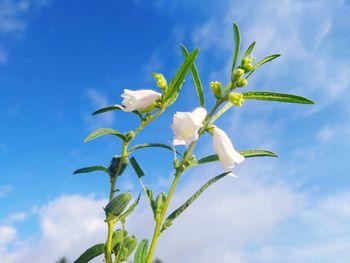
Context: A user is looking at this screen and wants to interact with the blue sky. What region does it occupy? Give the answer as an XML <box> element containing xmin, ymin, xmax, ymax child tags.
<box><xmin>1</xmin><ymin>0</ymin><xmax>350</xmax><ymax>262</ymax></box>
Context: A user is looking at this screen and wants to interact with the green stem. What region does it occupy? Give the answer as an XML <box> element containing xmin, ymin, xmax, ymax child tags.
<box><xmin>146</xmin><ymin>101</ymin><xmax>223</xmax><ymax>263</ymax></box>
<box><xmin>105</xmin><ymin>220</ymin><xmax>114</xmax><ymax>263</ymax></box>
<box><xmin>105</xmin><ymin>109</ymin><xmax>164</xmax><ymax>263</ymax></box>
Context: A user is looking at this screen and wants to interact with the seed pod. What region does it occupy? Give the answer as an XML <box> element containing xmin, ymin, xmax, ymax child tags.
<box><xmin>108</xmin><ymin>156</ymin><xmax>128</xmax><ymax>177</ymax></box>
<box><xmin>120</xmin><ymin>236</ymin><xmax>138</xmax><ymax>261</ymax></box>
<box><xmin>105</xmin><ymin>192</ymin><xmax>131</xmax><ymax>219</ymax></box>
<box><xmin>154</xmin><ymin>192</ymin><xmax>167</xmax><ymax>219</ymax></box>
<box><xmin>112</xmin><ymin>229</ymin><xmax>128</xmax><ymax>249</ymax></box>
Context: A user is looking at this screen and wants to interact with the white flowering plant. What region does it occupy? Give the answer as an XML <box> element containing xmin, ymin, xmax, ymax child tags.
<box><xmin>73</xmin><ymin>23</ymin><xmax>314</xmax><ymax>263</ymax></box>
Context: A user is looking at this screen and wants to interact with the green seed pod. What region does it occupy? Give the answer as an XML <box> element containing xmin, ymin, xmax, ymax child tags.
<box><xmin>108</xmin><ymin>156</ymin><xmax>128</xmax><ymax>177</ymax></box>
<box><xmin>105</xmin><ymin>192</ymin><xmax>131</xmax><ymax>219</ymax></box>
<box><xmin>120</xmin><ymin>236</ymin><xmax>138</xmax><ymax>261</ymax></box>
<box><xmin>112</xmin><ymin>229</ymin><xmax>128</xmax><ymax>249</ymax></box>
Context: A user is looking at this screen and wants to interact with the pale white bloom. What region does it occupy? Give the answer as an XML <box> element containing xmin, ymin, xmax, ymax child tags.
<box><xmin>171</xmin><ymin>107</ymin><xmax>207</xmax><ymax>146</ymax></box>
<box><xmin>121</xmin><ymin>89</ymin><xmax>161</xmax><ymax>112</ymax></box>
<box><xmin>212</xmin><ymin>126</ymin><xmax>244</xmax><ymax>177</ymax></box>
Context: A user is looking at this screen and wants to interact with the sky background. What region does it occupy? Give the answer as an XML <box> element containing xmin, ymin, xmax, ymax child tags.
<box><xmin>1</xmin><ymin>0</ymin><xmax>350</xmax><ymax>262</ymax></box>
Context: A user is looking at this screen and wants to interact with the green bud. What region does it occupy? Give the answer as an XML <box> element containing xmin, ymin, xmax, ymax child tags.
<box><xmin>210</xmin><ymin>81</ymin><xmax>222</xmax><ymax>99</ymax></box>
<box><xmin>236</xmin><ymin>78</ymin><xmax>248</xmax><ymax>87</ymax></box>
<box><xmin>125</xmin><ymin>131</ymin><xmax>135</xmax><ymax>142</ymax></box>
<box><xmin>243</xmin><ymin>62</ymin><xmax>254</xmax><ymax>71</ymax></box>
<box><xmin>228</xmin><ymin>92</ymin><xmax>245</xmax><ymax>106</ymax></box>
<box><xmin>153</xmin><ymin>73</ymin><xmax>167</xmax><ymax>91</ymax></box>
<box><xmin>155</xmin><ymin>192</ymin><xmax>167</xmax><ymax>219</ymax></box>
<box><xmin>234</xmin><ymin>68</ymin><xmax>245</xmax><ymax>80</ymax></box>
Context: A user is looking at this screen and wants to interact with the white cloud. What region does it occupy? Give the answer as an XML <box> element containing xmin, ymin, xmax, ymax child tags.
<box><xmin>0</xmin><ymin>225</ymin><xmax>16</xmax><ymax>250</ymax></box>
<box><xmin>0</xmin><ymin>0</ymin><xmax>49</xmax><ymax>36</ymax></box>
<box><xmin>3</xmin><ymin>212</ymin><xmax>27</xmax><ymax>225</ymax></box>
<box><xmin>317</xmin><ymin>126</ymin><xmax>335</xmax><ymax>142</ymax></box>
<box><xmin>84</xmin><ymin>88</ymin><xmax>116</xmax><ymax>129</ymax></box>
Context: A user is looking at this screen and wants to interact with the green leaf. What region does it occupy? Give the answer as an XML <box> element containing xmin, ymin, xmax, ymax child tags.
<box><xmin>92</xmin><ymin>105</ymin><xmax>124</xmax><ymax>115</ymax></box>
<box><xmin>246</xmin><ymin>54</ymin><xmax>280</xmax><ymax>78</ymax></box>
<box><xmin>84</xmin><ymin>128</ymin><xmax>126</xmax><ymax>142</ymax></box>
<box><xmin>134</xmin><ymin>239</ymin><xmax>148</xmax><ymax>263</ymax></box>
<box><xmin>231</xmin><ymin>22</ymin><xmax>240</xmax><ymax>79</ymax></box>
<box><xmin>120</xmin><ymin>193</ymin><xmax>141</xmax><ymax>220</ymax></box>
<box><xmin>209</xmin><ymin>102</ymin><xmax>233</xmax><ymax>124</ymax></box>
<box><xmin>254</xmin><ymin>54</ymin><xmax>281</xmax><ymax>69</ymax></box>
<box><xmin>74</xmin><ymin>243</ymin><xmax>105</xmax><ymax>263</ymax></box>
<box><xmin>73</xmin><ymin>165</ymin><xmax>109</xmax><ymax>174</ymax></box>
<box><xmin>240</xmin><ymin>149</ymin><xmax>278</xmax><ymax>158</ymax></box>
<box><xmin>130</xmin><ymin>157</ymin><xmax>145</xmax><ymax>178</ymax></box>
<box><xmin>243</xmin><ymin>41</ymin><xmax>256</xmax><ymax>58</ymax></box>
<box><xmin>165</xmin><ymin>49</ymin><xmax>199</xmax><ymax>106</ymax></box>
<box><xmin>243</xmin><ymin>92</ymin><xmax>315</xmax><ymax>104</ymax></box>
<box><xmin>129</xmin><ymin>143</ymin><xmax>181</xmax><ymax>155</ymax></box>
<box><xmin>196</xmin><ymin>150</ymin><xmax>278</xmax><ymax>165</ymax></box>
<box><xmin>180</xmin><ymin>44</ymin><xmax>205</xmax><ymax>107</ymax></box>
<box><xmin>161</xmin><ymin>172</ymin><xmax>231</xmax><ymax>232</ymax></box>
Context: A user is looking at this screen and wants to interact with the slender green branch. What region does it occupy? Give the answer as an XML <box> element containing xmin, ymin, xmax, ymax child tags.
<box><xmin>146</xmin><ymin>100</ymin><xmax>224</xmax><ymax>263</ymax></box>
<box><xmin>105</xmin><ymin>220</ymin><xmax>114</xmax><ymax>263</ymax></box>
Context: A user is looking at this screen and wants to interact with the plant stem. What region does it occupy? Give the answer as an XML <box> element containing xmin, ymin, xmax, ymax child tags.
<box><xmin>105</xmin><ymin>220</ymin><xmax>114</xmax><ymax>263</ymax></box>
<box><xmin>146</xmin><ymin>100</ymin><xmax>223</xmax><ymax>263</ymax></box>
<box><xmin>105</xmin><ymin>109</ymin><xmax>164</xmax><ymax>263</ymax></box>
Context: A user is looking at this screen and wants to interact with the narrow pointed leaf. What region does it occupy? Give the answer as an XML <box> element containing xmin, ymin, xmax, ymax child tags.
<box><xmin>254</xmin><ymin>54</ymin><xmax>281</xmax><ymax>68</ymax></box>
<box><xmin>134</xmin><ymin>239</ymin><xmax>148</xmax><ymax>263</ymax></box>
<box><xmin>231</xmin><ymin>22</ymin><xmax>240</xmax><ymax>79</ymax></box>
<box><xmin>74</xmin><ymin>243</ymin><xmax>105</xmax><ymax>263</ymax></box>
<box><xmin>196</xmin><ymin>150</ymin><xmax>278</xmax><ymax>165</ymax></box>
<box><xmin>243</xmin><ymin>92</ymin><xmax>315</xmax><ymax>104</ymax></box>
<box><xmin>73</xmin><ymin>165</ymin><xmax>109</xmax><ymax>174</ymax></box>
<box><xmin>180</xmin><ymin>44</ymin><xmax>205</xmax><ymax>107</ymax></box>
<box><xmin>92</xmin><ymin>105</ymin><xmax>124</xmax><ymax>115</ymax></box>
<box><xmin>84</xmin><ymin>128</ymin><xmax>126</xmax><ymax>142</ymax></box>
<box><xmin>129</xmin><ymin>143</ymin><xmax>181</xmax><ymax>155</ymax></box>
<box><xmin>161</xmin><ymin>172</ymin><xmax>231</xmax><ymax>232</ymax></box>
<box><xmin>130</xmin><ymin>157</ymin><xmax>145</xmax><ymax>178</ymax></box>
<box><xmin>243</xmin><ymin>41</ymin><xmax>256</xmax><ymax>58</ymax></box>
<box><xmin>209</xmin><ymin>102</ymin><xmax>233</xmax><ymax>124</ymax></box>
<box><xmin>120</xmin><ymin>193</ymin><xmax>141</xmax><ymax>220</ymax></box>
<box><xmin>165</xmin><ymin>49</ymin><xmax>199</xmax><ymax>106</ymax></box>
<box><xmin>246</xmin><ymin>54</ymin><xmax>280</xmax><ymax>78</ymax></box>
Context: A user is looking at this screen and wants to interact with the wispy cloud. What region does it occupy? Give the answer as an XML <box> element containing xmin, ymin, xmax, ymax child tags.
<box><xmin>84</xmin><ymin>88</ymin><xmax>116</xmax><ymax>130</ymax></box>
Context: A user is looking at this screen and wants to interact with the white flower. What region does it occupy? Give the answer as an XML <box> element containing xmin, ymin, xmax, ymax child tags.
<box><xmin>121</xmin><ymin>89</ymin><xmax>161</xmax><ymax>112</ymax></box>
<box><xmin>171</xmin><ymin>107</ymin><xmax>207</xmax><ymax>146</ymax></box>
<box><xmin>212</xmin><ymin>126</ymin><xmax>244</xmax><ymax>177</ymax></box>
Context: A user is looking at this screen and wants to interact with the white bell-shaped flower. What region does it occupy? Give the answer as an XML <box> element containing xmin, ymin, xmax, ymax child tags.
<box><xmin>121</xmin><ymin>89</ymin><xmax>161</xmax><ymax>112</ymax></box>
<box><xmin>171</xmin><ymin>107</ymin><xmax>207</xmax><ymax>146</ymax></box>
<box><xmin>212</xmin><ymin>126</ymin><xmax>244</xmax><ymax>176</ymax></box>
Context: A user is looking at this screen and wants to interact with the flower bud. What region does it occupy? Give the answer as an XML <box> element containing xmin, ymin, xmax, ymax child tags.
<box><xmin>228</xmin><ymin>92</ymin><xmax>245</xmax><ymax>106</ymax></box>
<box><xmin>153</xmin><ymin>73</ymin><xmax>167</xmax><ymax>91</ymax></box>
<box><xmin>109</xmin><ymin>156</ymin><xmax>128</xmax><ymax>177</ymax></box>
<box><xmin>236</xmin><ymin>78</ymin><xmax>248</xmax><ymax>87</ymax></box>
<box><xmin>125</xmin><ymin>131</ymin><xmax>135</xmax><ymax>142</ymax></box>
<box><xmin>243</xmin><ymin>62</ymin><xmax>254</xmax><ymax>71</ymax></box>
<box><xmin>105</xmin><ymin>192</ymin><xmax>131</xmax><ymax>220</ymax></box>
<box><xmin>210</xmin><ymin>81</ymin><xmax>222</xmax><ymax>99</ymax></box>
<box><xmin>234</xmin><ymin>68</ymin><xmax>245</xmax><ymax>80</ymax></box>
<box><xmin>155</xmin><ymin>192</ymin><xmax>167</xmax><ymax>219</ymax></box>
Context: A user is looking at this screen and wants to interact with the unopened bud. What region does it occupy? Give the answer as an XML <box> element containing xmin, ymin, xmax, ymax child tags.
<box><xmin>229</xmin><ymin>92</ymin><xmax>245</xmax><ymax>106</ymax></box>
<box><xmin>236</xmin><ymin>78</ymin><xmax>248</xmax><ymax>87</ymax></box>
<box><xmin>153</xmin><ymin>73</ymin><xmax>167</xmax><ymax>91</ymax></box>
<box><xmin>210</xmin><ymin>81</ymin><xmax>222</xmax><ymax>99</ymax></box>
<box><xmin>234</xmin><ymin>68</ymin><xmax>245</xmax><ymax>80</ymax></box>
